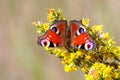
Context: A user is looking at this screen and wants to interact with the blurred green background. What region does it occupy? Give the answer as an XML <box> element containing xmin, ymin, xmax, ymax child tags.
<box><xmin>0</xmin><ymin>0</ymin><xmax>120</xmax><ymax>80</ymax></box>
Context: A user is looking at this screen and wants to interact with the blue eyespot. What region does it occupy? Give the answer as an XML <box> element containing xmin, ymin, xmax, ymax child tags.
<box><xmin>52</xmin><ymin>27</ymin><xmax>57</xmax><ymax>32</ymax></box>
<box><xmin>50</xmin><ymin>25</ymin><xmax>60</xmax><ymax>34</ymax></box>
<box><xmin>79</xmin><ymin>27</ymin><xmax>84</xmax><ymax>33</ymax></box>
<box><xmin>76</xmin><ymin>25</ymin><xmax>86</xmax><ymax>36</ymax></box>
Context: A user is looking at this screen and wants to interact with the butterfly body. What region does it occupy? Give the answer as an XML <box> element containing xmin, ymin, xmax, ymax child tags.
<box><xmin>38</xmin><ymin>20</ymin><xmax>95</xmax><ymax>50</ymax></box>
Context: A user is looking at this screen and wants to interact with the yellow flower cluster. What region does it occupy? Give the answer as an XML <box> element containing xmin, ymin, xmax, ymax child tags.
<box><xmin>45</xmin><ymin>47</ymin><xmax>83</xmax><ymax>72</ymax></box>
<box><xmin>85</xmin><ymin>62</ymin><xmax>119</xmax><ymax>80</ymax></box>
<box><xmin>62</xmin><ymin>51</ymin><xmax>82</xmax><ymax>72</ymax></box>
<box><xmin>33</xmin><ymin>8</ymin><xmax>120</xmax><ymax>80</ymax></box>
<box><xmin>92</xmin><ymin>24</ymin><xmax>103</xmax><ymax>34</ymax></box>
<box><xmin>32</xmin><ymin>8</ymin><xmax>65</xmax><ymax>34</ymax></box>
<box><xmin>32</xmin><ymin>21</ymin><xmax>50</xmax><ymax>33</ymax></box>
<box><xmin>47</xmin><ymin>8</ymin><xmax>65</xmax><ymax>23</ymax></box>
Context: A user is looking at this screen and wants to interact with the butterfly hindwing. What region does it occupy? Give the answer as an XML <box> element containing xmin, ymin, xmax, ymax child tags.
<box><xmin>37</xmin><ymin>20</ymin><xmax>67</xmax><ymax>47</ymax></box>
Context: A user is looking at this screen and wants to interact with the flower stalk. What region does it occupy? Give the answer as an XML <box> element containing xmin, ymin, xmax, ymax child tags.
<box><xmin>33</xmin><ymin>8</ymin><xmax>120</xmax><ymax>80</ymax></box>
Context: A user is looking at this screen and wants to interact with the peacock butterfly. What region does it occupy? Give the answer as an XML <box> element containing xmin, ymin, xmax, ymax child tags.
<box><xmin>37</xmin><ymin>20</ymin><xmax>95</xmax><ymax>50</ymax></box>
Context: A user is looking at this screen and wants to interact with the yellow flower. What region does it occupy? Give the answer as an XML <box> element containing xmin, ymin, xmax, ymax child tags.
<box><xmin>114</xmin><ymin>72</ymin><xmax>119</xmax><ymax>78</ymax></box>
<box><xmin>100</xmin><ymin>32</ymin><xmax>110</xmax><ymax>39</ymax></box>
<box><xmin>52</xmin><ymin>47</ymin><xmax>67</xmax><ymax>57</ymax></box>
<box><xmin>32</xmin><ymin>21</ymin><xmax>50</xmax><ymax>34</ymax></box>
<box><xmin>85</xmin><ymin>74</ymin><xmax>95</xmax><ymax>80</ymax></box>
<box><xmin>61</xmin><ymin>51</ymin><xmax>69</xmax><ymax>58</ymax></box>
<box><xmin>107</xmin><ymin>39</ymin><xmax>116</xmax><ymax>46</ymax></box>
<box><xmin>75</xmin><ymin>50</ymin><xmax>83</xmax><ymax>58</ymax></box>
<box><xmin>47</xmin><ymin>12</ymin><xmax>55</xmax><ymax>22</ymax></box>
<box><xmin>85</xmin><ymin>54</ymin><xmax>91</xmax><ymax>60</ymax></box>
<box><xmin>70</xmin><ymin>53</ymin><xmax>76</xmax><ymax>61</ymax></box>
<box><xmin>92</xmin><ymin>24</ymin><xmax>103</xmax><ymax>33</ymax></box>
<box><xmin>42</xmin><ymin>23</ymin><xmax>50</xmax><ymax>32</ymax></box>
<box><xmin>64</xmin><ymin>62</ymin><xmax>78</xmax><ymax>72</ymax></box>
<box><xmin>114</xmin><ymin>46</ymin><xmax>120</xmax><ymax>59</ymax></box>
<box><xmin>103</xmin><ymin>32</ymin><xmax>110</xmax><ymax>39</ymax></box>
<box><xmin>88</xmin><ymin>68</ymin><xmax>100</xmax><ymax>79</ymax></box>
<box><xmin>61</xmin><ymin>59</ymin><xmax>67</xmax><ymax>65</ymax></box>
<box><xmin>82</xmin><ymin>18</ymin><xmax>90</xmax><ymax>27</ymax></box>
<box><xmin>44</xmin><ymin>47</ymin><xmax>52</xmax><ymax>51</ymax></box>
<box><xmin>92</xmin><ymin>63</ymin><xmax>106</xmax><ymax>74</ymax></box>
<box><xmin>47</xmin><ymin>8</ymin><xmax>65</xmax><ymax>22</ymax></box>
<box><xmin>103</xmin><ymin>66</ymin><xmax>113</xmax><ymax>78</ymax></box>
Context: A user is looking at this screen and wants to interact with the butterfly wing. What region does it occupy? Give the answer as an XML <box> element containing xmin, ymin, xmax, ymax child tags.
<box><xmin>37</xmin><ymin>20</ymin><xmax>67</xmax><ymax>47</ymax></box>
<box><xmin>70</xmin><ymin>20</ymin><xmax>94</xmax><ymax>50</ymax></box>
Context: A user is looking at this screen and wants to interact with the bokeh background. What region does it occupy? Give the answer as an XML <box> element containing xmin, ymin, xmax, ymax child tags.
<box><xmin>0</xmin><ymin>0</ymin><xmax>120</xmax><ymax>80</ymax></box>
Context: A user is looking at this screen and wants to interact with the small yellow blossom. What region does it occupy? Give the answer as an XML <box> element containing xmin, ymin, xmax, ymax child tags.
<box><xmin>85</xmin><ymin>54</ymin><xmax>91</xmax><ymax>60</ymax></box>
<box><xmin>114</xmin><ymin>72</ymin><xmax>119</xmax><ymax>78</ymax></box>
<box><xmin>61</xmin><ymin>51</ymin><xmax>69</xmax><ymax>58</ymax></box>
<box><xmin>42</xmin><ymin>23</ymin><xmax>50</xmax><ymax>32</ymax></box>
<box><xmin>51</xmin><ymin>47</ymin><xmax>68</xmax><ymax>57</ymax></box>
<box><xmin>64</xmin><ymin>62</ymin><xmax>78</xmax><ymax>72</ymax></box>
<box><xmin>85</xmin><ymin>74</ymin><xmax>95</xmax><ymax>80</ymax></box>
<box><xmin>75</xmin><ymin>50</ymin><xmax>83</xmax><ymax>58</ymax></box>
<box><xmin>32</xmin><ymin>21</ymin><xmax>50</xmax><ymax>33</ymax></box>
<box><xmin>107</xmin><ymin>39</ymin><xmax>116</xmax><ymax>46</ymax></box>
<box><xmin>70</xmin><ymin>53</ymin><xmax>76</xmax><ymax>61</ymax></box>
<box><xmin>82</xmin><ymin>18</ymin><xmax>90</xmax><ymax>27</ymax></box>
<box><xmin>103</xmin><ymin>66</ymin><xmax>113</xmax><ymax>78</ymax></box>
<box><xmin>92</xmin><ymin>24</ymin><xmax>103</xmax><ymax>33</ymax></box>
<box><xmin>101</xmin><ymin>32</ymin><xmax>110</xmax><ymax>39</ymax></box>
<box><xmin>44</xmin><ymin>47</ymin><xmax>52</xmax><ymax>51</ymax></box>
<box><xmin>114</xmin><ymin>46</ymin><xmax>120</xmax><ymax>59</ymax></box>
<box><xmin>92</xmin><ymin>63</ymin><xmax>106</xmax><ymax>74</ymax></box>
<box><xmin>88</xmin><ymin>68</ymin><xmax>100</xmax><ymax>79</ymax></box>
<box><xmin>47</xmin><ymin>8</ymin><xmax>65</xmax><ymax>22</ymax></box>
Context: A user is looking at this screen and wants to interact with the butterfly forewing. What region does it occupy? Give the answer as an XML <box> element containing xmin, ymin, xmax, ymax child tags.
<box><xmin>70</xmin><ymin>20</ymin><xmax>94</xmax><ymax>50</ymax></box>
<box><xmin>38</xmin><ymin>20</ymin><xmax>67</xmax><ymax>47</ymax></box>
